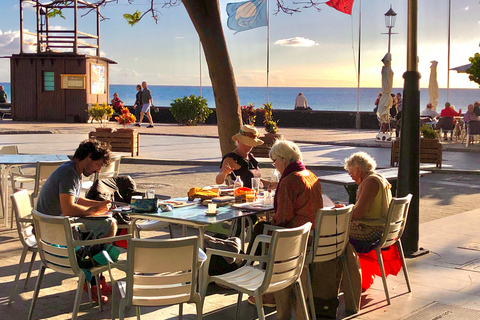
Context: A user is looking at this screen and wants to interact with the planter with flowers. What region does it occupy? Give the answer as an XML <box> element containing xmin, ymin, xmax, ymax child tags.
<box><xmin>87</xmin><ymin>102</ymin><xmax>114</xmax><ymax>132</ymax></box>
<box><xmin>89</xmin><ymin>107</ymin><xmax>139</xmax><ymax>156</ymax></box>
<box><xmin>241</xmin><ymin>103</ymin><xmax>257</xmax><ymax>125</ymax></box>
<box><xmin>253</xmin><ymin>102</ymin><xmax>284</xmax><ymax>158</ymax></box>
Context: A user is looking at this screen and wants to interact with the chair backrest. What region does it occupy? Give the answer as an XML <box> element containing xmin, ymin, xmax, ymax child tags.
<box><xmin>32</xmin><ymin>160</ymin><xmax>69</xmax><ymax>199</ymax></box>
<box><xmin>378</xmin><ymin>194</ymin><xmax>413</xmax><ymax>249</ymax></box>
<box><xmin>437</xmin><ymin>117</ymin><xmax>454</xmax><ymax>130</ymax></box>
<box><xmin>95</xmin><ymin>154</ymin><xmax>121</xmax><ymax>181</ymax></box>
<box><xmin>126</xmin><ymin>236</ymin><xmax>200</xmax><ymax>307</ymax></box>
<box><xmin>31</xmin><ymin>209</ymin><xmax>80</xmax><ymax>276</ymax></box>
<box><xmin>11</xmin><ymin>189</ymin><xmax>36</xmax><ymax>248</ymax></box>
<box><xmin>467</xmin><ymin>120</ymin><xmax>480</xmax><ymax>135</ymax></box>
<box><xmin>262</xmin><ymin>222</ymin><xmax>311</xmax><ymax>293</ymax></box>
<box><xmin>309</xmin><ymin>205</ymin><xmax>354</xmax><ymax>264</ymax></box>
<box><xmin>0</xmin><ymin>145</ymin><xmax>19</xmax><ymax>155</ymax></box>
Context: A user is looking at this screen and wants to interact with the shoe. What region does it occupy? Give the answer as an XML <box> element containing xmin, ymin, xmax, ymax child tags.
<box><xmin>83</xmin><ymin>283</ymin><xmax>108</xmax><ymax>304</ymax></box>
<box><xmin>100</xmin><ymin>276</ymin><xmax>112</xmax><ymax>294</ymax></box>
<box><xmin>247</xmin><ymin>293</ymin><xmax>276</xmax><ymax>308</ymax></box>
<box><xmin>134</xmin><ymin>123</ymin><xmax>141</xmax><ymax>127</ymax></box>
<box><xmin>147</xmin><ymin>124</ymin><xmax>154</xmax><ymax>128</ymax></box>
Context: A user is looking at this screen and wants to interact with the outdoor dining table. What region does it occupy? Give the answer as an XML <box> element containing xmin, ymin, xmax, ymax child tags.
<box><xmin>0</xmin><ymin>154</ymin><xmax>70</xmax><ymax>227</ymax></box>
<box><xmin>129</xmin><ymin>198</ymin><xmax>274</xmax><ymax>250</ymax></box>
<box><xmin>318</xmin><ymin>167</ymin><xmax>429</xmax><ymax>204</ymax></box>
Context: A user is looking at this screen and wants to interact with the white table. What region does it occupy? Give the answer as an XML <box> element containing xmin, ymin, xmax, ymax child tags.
<box><xmin>0</xmin><ymin>154</ymin><xmax>69</xmax><ymax>227</ymax></box>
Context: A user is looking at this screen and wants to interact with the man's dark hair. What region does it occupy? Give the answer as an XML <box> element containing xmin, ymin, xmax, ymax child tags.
<box><xmin>73</xmin><ymin>139</ymin><xmax>112</xmax><ymax>165</ymax></box>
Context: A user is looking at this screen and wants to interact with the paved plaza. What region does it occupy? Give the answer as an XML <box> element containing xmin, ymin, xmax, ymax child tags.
<box><xmin>1</xmin><ymin>121</ymin><xmax>480</xmax><ymax>319</ymax></box>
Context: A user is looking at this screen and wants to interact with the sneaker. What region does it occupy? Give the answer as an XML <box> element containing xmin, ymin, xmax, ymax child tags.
<box><xmin>247</xmin><ymin>293</ymin><xmax>276</xmax><ymax>308</ymax></box>
<box><xmin>134</xmin><ymin>123</ymin><xmax>141</xmax><ymax>127</ymax></box>
<box><xmin>147</xmin><ymin>124</ymin><xmax>154</xmax><ymax>128</ymax></box>
<box><xmin>83</xmin><ymin>283</ymin><xmax>108</xmax><ymax>304</ymax></box>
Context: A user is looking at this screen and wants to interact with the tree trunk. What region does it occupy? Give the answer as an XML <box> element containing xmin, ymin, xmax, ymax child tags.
<box><xmin>182</xmin><ymin>0</ymin><xmax>242</xmax><ymax>155</ymax></box>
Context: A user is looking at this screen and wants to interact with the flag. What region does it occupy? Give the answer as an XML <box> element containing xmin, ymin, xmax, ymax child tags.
<box><xmin>326</xmin><ymin>0</ymin><xmax>355</xmax><ymax>15</ymax></box>
<box><xmin>226</xmin><ymin>0</ymin><xmax>267</xmax><ymax>33</ymax></box>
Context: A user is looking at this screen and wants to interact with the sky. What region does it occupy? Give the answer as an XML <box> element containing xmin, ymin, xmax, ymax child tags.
<box><xmin>0</xmin><ymin>0</ymin><xmax>479</xmax><ymax>89</ymax></box>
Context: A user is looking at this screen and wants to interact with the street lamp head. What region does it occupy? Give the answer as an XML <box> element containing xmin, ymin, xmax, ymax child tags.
<box><xmin>385</xmin><ymin>5</ymin><xmax>397</xmax><ymax>29</ymax></box>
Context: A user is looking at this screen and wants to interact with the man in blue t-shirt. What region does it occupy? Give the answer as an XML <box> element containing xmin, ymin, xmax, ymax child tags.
<box><xmin>36</xmin><ymin>139</ymin><xmax>117</xmax><ymax>239</ymax></box>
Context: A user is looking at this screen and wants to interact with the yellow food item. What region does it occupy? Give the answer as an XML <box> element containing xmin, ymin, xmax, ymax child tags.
<box><xmin>187</xmin><ymin>188</ymin><xmax>220</xmax><ymax>201</ymax></box>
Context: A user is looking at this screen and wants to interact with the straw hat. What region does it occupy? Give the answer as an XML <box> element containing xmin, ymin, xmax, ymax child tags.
<box><xmin>232</xmin><ymin>125</ymin><xmax>264</xmax><ymax>147</ymax></box>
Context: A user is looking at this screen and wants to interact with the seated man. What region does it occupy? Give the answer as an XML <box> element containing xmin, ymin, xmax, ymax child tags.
<box><xmin>420</xmin><ymin>103</ymin><xmax>439</xmax><ymax>127</ymax></box>
<box><xmin>36</xmin><ymin>139</ymin><xmax>116</xmax><ymax>302</ymax></box>
<box><xmin>111</xmin><ymin>92</ymin><xmax>124</xmax><ymax>113</ymax></box>
<box><xmin>464</xmin><ymin>104</ymin><xmax>479</xmax><ymax>123</ymax></box>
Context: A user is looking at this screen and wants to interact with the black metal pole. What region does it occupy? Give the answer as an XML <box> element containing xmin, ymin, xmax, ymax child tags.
<box><xmin>398</xmin><ymin>0</ymin><xmax>428</xmax><ymax>257</ymax></box>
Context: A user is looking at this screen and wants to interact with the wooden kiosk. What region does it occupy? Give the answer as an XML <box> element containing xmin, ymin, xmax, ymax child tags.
<box><xmin>10</xmin><ymin>0</ymin><xmax>116</xmax><ymax>122</ymax></box>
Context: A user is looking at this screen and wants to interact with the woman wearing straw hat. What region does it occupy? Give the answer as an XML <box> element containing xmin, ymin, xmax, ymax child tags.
<box><xmin>216</xmin><ymin>125</ymin><xmax>264</xmax><ymax>188</ymax></box>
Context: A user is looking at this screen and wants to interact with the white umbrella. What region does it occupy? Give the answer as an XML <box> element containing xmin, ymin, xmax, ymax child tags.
<box><xmin>377</xmin><ymin>53</ymin><xmax>394</xmax><ymax>124</ymax></box>
<box><xmin>428</xmin><ymin>61</ymin><xmax>439</xmax><ymax>111</ymax></box>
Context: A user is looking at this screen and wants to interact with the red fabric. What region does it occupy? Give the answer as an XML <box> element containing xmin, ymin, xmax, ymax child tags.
<box><xmin>440</xmin><ymin>107</ymin><xmax>461</xmax><ymax>118</ymax></box>
<box><xmin>357</xmin><ymin>244</ymin><xmax>402</xmax><ymax>292</ymax></box>
<box><xmin>327</xmin><ymin>0</ymin><xmax>355</xmax><ymax>15</ymax></box>
<box><xmin>114</xmin><ymin>228</ymin><xmax>129</xmax><ymax>249</ymax></box>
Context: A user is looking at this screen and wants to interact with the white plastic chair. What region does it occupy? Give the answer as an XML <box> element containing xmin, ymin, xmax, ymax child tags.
<box><xmin>8</xmin><ymin>189</ymin><xmax>37</xmax><ymax>306</ymax></box>
<box><xmin>373</xmin><ymin>194</ymin><xmax>413</xmax><ymax>305</ymax></box>
<box><xmin>465</xmin><ymin>120</ymin><xmax>480</xmax><ymax>147</ymax></box>
<box><xmin>305</xmin><ymin>205</ymin><xmax>357</xmax><ymax>319</ymax></box>
<box><xmin>29</xmin><ymin>209</ymin><xmax>131</xmax><ymax>320</ymax></box>
<box><xmin>200</xmin><ymin>222</ymin><xmax>312</xmax><ymax>320</ymax></box>
<box><xmin>108</xmin><ymin>236</ymin><xmax>202</xmax><ymax>320</ymax></box>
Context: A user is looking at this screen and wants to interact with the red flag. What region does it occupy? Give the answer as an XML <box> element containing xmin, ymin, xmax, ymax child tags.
<box><xmin>327</xmin><ymin>0</ymin><xmax>355</xmax><ymax>15</ymax></box>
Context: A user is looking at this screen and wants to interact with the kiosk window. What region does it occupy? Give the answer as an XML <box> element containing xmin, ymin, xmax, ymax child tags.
<box><xmin>43</xmin><ymin>72</ymin><xmax>55</xmax><ymax>91</ymax></box>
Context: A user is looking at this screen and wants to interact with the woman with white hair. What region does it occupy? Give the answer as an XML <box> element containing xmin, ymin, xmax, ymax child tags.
<box><xmin>344</xmin><ymin>152</ymin><xmax>392</xmax><ymax>244</ymax></box>
<box><xmin>247</xmin><ymin>139</ymin><xmax>323</xmax><ymax>319</ymax></box>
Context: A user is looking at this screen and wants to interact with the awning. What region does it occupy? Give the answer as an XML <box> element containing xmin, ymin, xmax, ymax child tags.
<box><xmin>450</xmin><ymin>63</ymin><xmax>471</xmax><ymax>73</ymax></box>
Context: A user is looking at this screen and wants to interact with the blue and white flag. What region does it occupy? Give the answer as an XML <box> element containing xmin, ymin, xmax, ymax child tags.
<box><xmin>226</xmin><ymin>0</ymin><xmax>267</xmax><ymax>34</ymax></box>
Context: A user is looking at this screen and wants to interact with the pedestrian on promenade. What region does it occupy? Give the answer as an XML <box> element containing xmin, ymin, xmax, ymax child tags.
<box><xmin>133</xmin><ymin>84</ymin><xmax>142</xmax><ymax>125</ymax></box>
<box><xmin>0</xmin><ymin>85</ymin><xmax>8</xmax><ymax>103</ymax></box>
<box><xmin>294</xmin><ymin>92</ymin><xmax>309</xmax><ymax>110</ymax></box>
<box><xmin>111</xmin><ymin>92</ymin><xmax>124</xmax><ymax>113</ymax></box>
<box><xmin>136</xmin><ymin>81</ymin><xmax>154</xmax><ymax>128</ymax></box>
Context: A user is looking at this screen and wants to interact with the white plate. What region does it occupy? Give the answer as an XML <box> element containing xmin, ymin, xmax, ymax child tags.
<box><xmin>204</xmin><ymin>210</ymin><xmax>219</xmax><ymax>216</ymax></box>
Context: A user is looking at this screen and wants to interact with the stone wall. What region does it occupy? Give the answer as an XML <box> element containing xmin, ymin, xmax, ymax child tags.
<box><xmin>129</xmin><ymin>106</ymin><xmax>380</xmax><ymax>129</ymax></box>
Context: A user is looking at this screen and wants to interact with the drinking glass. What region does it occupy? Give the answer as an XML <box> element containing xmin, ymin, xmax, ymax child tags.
<box><xmin>145</xmin><ymin>189</ymin><xmax>155</xmax><ymax>199</ymax></box>
<box><xmin>251</xmin><ymin>178</ymin><xmax>261</xmax><ymax>194</ymax></box>
<box><xmin>208</xmin><ymin>203</ymin><xmax>217</xmax><ymax>213</ymax></box>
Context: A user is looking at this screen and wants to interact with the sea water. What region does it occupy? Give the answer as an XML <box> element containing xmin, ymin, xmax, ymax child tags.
<box><xmin>1</xmin><ymin>82</ymin><xmax>478</xmax><ymax>112</ymax></box>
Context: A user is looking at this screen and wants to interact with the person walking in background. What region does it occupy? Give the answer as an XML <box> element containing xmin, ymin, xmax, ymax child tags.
<box><xmin>396</xmin><ymin>93</ymin><xmax>402</xmax><ymax>112</ymax></box>
<box><xmin>133</xmin><ymin>85</ymin><xmax>142</xmax><ymax>126</ymax></box>
<box><xmin>294</xmin><ymin>92</ymin><xmax>309</xmax><ymax>110</ymax></box>
<box><xmin>0</xmin><ymin>85</ymin><xmax>8</xmax><ymax>103</ymax></box>
<box><xmin>136</xmin><ymin>81</ymin><xmax>154</xmax><ymax>128</ymax></box>
<box><xmin>111</xmin><ymin>92</ymin><xmax>124</xmax><ymax>113</ymax></box>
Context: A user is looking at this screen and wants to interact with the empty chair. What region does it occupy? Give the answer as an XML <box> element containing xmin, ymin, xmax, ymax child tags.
<box><xmin>29</xmin><ymin>209</ymin><xmax>131</xmax><ymax>320</ymax></box>
<box><xmin>10</xmin><ymin>160</ymin><xmax>68</xmax><ymax>228</ymax></box>
<box><xmin>436</xmin><ymin>117</ymin><xmax>454</xmax><ymax>140</ymax></box>
<box><xmin>200</xmin><ymin>222</ymin><xmax>312</xmax><ymax>320</ymax></box>
<box><xmin>108</xmin><ymin>236</ymin><xmax>202</xmax><ymax>320</ymax></box>
<box><xmin>372</xmin><ymin>194</ymin><xmax>413</xmax><ymax>305</ymax></box>
<box><xmin>305</xmin><ymin>205</ymin><xmax>357</xmax><ymax>319</ymax></box>
<box><xmin>465</xmin><ymin>120</ymin><xmax>480</xmax><ymax>147</ymax></box>
<box><xmin>8</xmin><ymin>189</ymin><xmax>37</xmax><ymax>306</ymax></box>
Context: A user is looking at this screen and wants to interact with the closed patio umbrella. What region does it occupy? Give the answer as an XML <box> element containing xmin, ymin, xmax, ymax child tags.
<box><xmin>376</xmin><ymin>53</ymin><xmax>394</xmax><ymax>141</ymax></box>
<box><xmin>428</xmin><ymin>61</ymin><xmax>439</xmax><ymax>111</ymax></box>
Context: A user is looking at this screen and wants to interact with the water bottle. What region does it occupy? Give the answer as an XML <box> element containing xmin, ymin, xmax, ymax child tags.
<box><xmin>234</xmin><ymin>176</ymin><xmax>243</xmax><ymax>202</ymax></box>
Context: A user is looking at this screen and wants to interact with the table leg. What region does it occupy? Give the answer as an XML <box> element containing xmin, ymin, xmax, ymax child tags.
<box><xmin>198</xmin><ymin>226</ymin><xmax>204</xmax><ymax>250</ymax></box>
<box><xmin>240</xmin><ymin>217</ymin><xmax>246</xmax><ymax>252</ymax></box>
<box><xmin>345</xmin><ymin>185</ymin><xmax>358</xmax><ymax>204</ymax></box>
<box><xmin>182</xmin><ymin>225</ymin><xmax>187</xmax><ymax>237</ymax></box>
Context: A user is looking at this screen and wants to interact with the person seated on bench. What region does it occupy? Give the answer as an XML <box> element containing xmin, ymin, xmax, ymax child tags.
<box><xmin>0</xmin><ymin>85</ymin><xmax>8</xmax><ymax>103</ymax></box>
<box><xmin>420</xmin><ymin>103</ymin><xmax>439</xmax><ymax>127</ymax></box>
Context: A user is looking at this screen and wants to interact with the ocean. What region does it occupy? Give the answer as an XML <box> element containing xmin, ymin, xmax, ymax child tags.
<box><xmin>1</xmin><ymin>82</ymin><xmax>478</xmax><ymax>112</ymax></box>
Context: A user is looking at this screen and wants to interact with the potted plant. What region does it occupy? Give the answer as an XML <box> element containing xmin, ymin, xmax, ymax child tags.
<box><xmin>241</xmin><ymin>103</ymin><xmax>257</xmax><ymax>125</ymax></box>
<box><xmin>420</xmin><ymin>123</ymin><xmax>438</xmax><ymax>139</ymax></box>
<box><xmin>115</xmin><ymin>106</ymin><xmax>137</xmax><ymax>130</ymax></box>
<box><xmin>87</xmin><ymin>102</ymin><xmax>114</xmax><ymax>131</ymax></box>
<box><xmin>169</xmin><ymin>95</ymin><xmax>212</xmax><ymax>125</ymax></box>
<box><xmin>253</xmin><ymin>102</ymin><xmax>284</xmax><ymax>157</ymax></box>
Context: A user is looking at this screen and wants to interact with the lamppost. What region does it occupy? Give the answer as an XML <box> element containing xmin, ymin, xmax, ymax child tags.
<box><xmin>384</xmin><ymin>6</ymin><xmax>397</xmax><ymax>54</ymax></box>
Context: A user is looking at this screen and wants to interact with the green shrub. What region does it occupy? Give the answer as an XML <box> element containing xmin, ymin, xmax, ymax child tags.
<box><xmin>169</xmin><ymin>95</ymin><xmax>212</xmax><ymax>126</ymax></box>
<box><xmin>259</xmin><ymin>102</ymin><xmax>279</xmax><ymax>134</ymax></box>
<box><xmin>420</xmin><ymin>123</ymin><xmax>438</xmax><ymax>139</ymax></box>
